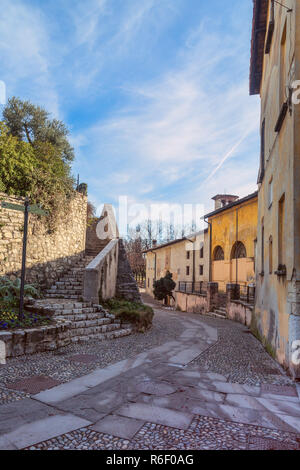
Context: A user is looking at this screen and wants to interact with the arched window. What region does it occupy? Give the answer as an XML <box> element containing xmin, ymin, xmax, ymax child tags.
<box><xmin>213</xmin><ymin>246</ymin><xmax>224</xmax><ymax>261</ymax></box>
<box><xmin>231</xmin><ymin>241</ymin><xmax>247</xmax><ymax>259</ymax></box>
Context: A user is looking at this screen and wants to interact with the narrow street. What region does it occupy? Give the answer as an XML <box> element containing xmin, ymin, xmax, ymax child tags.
<box><xmin>0</xmin><ymin>295</ymin><xmax>299</xmax><ymax>450</ymax></box>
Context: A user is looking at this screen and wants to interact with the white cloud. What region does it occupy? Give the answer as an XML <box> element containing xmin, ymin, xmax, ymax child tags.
<box><xmin>73</xmin><ymin>18</ymin><xmax>260</xmax><ymax>207</ymax></box>
<box><xmin>0</xmin><ymin>0</ymin><xmax>60</xmax><ymax>116</ymax></box>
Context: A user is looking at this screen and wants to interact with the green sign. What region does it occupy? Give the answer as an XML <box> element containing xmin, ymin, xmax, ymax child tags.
<box><xmin>1</xmin><ymin>201</ymin><xmax>47</xmax><ymax>216</ymax></box>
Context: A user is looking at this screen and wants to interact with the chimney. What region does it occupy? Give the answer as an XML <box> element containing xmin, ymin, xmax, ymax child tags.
<box><xmin>152</xmin><ymin>240</ymin><xmax>157</xmax><ymax>247</ymax></box>
<box><xmin>212</xmin><ymin>194</ymin><xmax>239</xmax><ymax>210</ymax></box>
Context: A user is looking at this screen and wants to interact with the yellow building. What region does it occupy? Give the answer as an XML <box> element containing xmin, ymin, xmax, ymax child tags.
<box><xmin>250</xmin><ymin>0</ymin><xmax>300</xmax><ymax>377</ymax></box>
<box><xmin>144</xmin><ymin>230</ymin><xmax>209</xmax><ymax>298</ymax></box>
<box><xmin>204</xmin><ymin>193</ymin><xmax>258</xmax><ymax>292</ymax></box>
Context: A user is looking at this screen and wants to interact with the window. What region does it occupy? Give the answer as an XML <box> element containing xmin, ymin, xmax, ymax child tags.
<box><xmin>269</xmin><ymin>236</ymin><xmax>273</xmax><ymax>274</ymax></box>
<box><xmin>186</xmin><ymin>251</ymin><xmax>190</xmax><ymax>260</ymax></box>
<box><xmin>148</xmin><ymin>278</ymin><xmax>150</xmax><ymax>288</ymax></box>
<box><xmin>268</xmin><ymin>178</ymin><xmax>273</xmax><ymax>208</ymax></box>
<box><xmin>213</xmin><ymin>246</ymin><xmax>224</xmax><ymax>261</ymax></box>
<box><xmin>186</xmin><ymin>266</ymin><xmax>190</xmax><ymax>276</ymax></box>
<box><xmin>199</xmin><ymin>265</ymin><xmax>204</xmax><ymax>276</ymax></box>
<box><xmin>280</xmin><ymin>21</ymin><xmax>287</xmax><ymax>107</ymax></box>
<box><xmin>200</xmin><ymin>246</ymin><xmax>204</xmax><ymax>258</ymax></box>
<box><xmin>265</xmin><ymin>0</ymin><xmax>275</xmax><ymax>54</ymax></box>
<box><xmin>258</xmin><ymin>119</ymin><xmax>265</xmax><ymax>183</ymax></box>
<box><xmin>231</xmin><ymin>241</ymin><xmax>247</xmax><ymax>259</ymax></box>
<box><xmin>275</xmin><ymin>21</ymin><xmax>288</xmax><ymax>133</ymax></box>
<box><xmin>278</xmin><ymin>194</ymin><xmax>285</xmax><ymax>265</ymax></box>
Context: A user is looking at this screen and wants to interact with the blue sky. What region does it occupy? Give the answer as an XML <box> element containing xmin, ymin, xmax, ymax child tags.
<box><xmin>0</xmin><ymin>0</ymin><xmax>260</xmax><ymax>218</ymax></box>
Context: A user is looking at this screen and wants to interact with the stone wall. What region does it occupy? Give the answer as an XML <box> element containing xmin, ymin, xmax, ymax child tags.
<box><xmin>116</xmin><ymin>240</ymin><xmax>141</xmax><ymax>302</ymax></box>
<box><xmin>0</xmin><ymin>321</ymin><xmax>71</xmax><ymax>358</ymax></box>
<box><xmin>0</xmin><ymin>192</ymin><xmax>87</xmax><ymax>289</ymax></box>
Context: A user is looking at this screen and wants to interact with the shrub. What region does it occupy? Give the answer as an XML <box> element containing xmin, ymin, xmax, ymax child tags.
<box><xmin>0</xmin><ymin>276</ymin><xmax>40</xmax><ymax>308</ymax></box>
<box><xmin>102</xmin><ymin>298</ymin><xmax>154</xmax><ymax>332</ymax></box>
<box><xmin>153</xmin><ymin>271</ymin><xmax>176</xmax><ymax>303</ymax></box>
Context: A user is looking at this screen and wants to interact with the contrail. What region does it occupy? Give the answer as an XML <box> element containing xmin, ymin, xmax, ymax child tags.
<box><xmin>205</xmin><ymin>129</ymin><xmax>253</xmax><ymax>183</ymax></box>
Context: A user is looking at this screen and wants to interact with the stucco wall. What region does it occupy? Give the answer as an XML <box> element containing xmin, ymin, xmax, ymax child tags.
<box><xmin>145</xmin><ymin>231</ymin><xmax>209</xmax><ymax>297</ymax></box>
<box><xmin>83</xmin><ymin>239</ymin><xmax>119</xmax><ymax>303</ymax></box>
<box><xmin>175</xmin><ymin>291</ymin><xmax>207</xmax><ymax>314</ymax></box>
<box><xmin>227</xmin><ymin>300</ymin><xmax>252</xmax><ymax>328</ymax></box>
<box><xmin>254</xmin><ymin>0</ymin><xmax>300</xmax><ymax>377</ymax></box>
<box><xmin>209</xmin><ymin>197</ymin><xmax>258</xmax><ymax>291</ymax></box>
<box><xmin>0</xmin><ymin>192</ymin><xmax>87</xmax><ymax>289</ymax></box>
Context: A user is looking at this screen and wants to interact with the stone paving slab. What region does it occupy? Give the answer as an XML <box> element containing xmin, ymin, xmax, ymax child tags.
<box><xmin>33</xmin><ymin>354</ymin><xmax>152</xmax><ymax>404</ymax></box>
<box><xmin>91</xmin><ymin>415</ymin><xmax>145</xmax><ymax>439</ymax></box>
<box><xmin>226</xmin><ymin>394</ymin><xmax>300</xmax><ymax>417</ymax></box>
<box><xmin>173</xmin><ymin>370</ymin><xmax>227</xmax><ymax>382</ymax></box>
<box><xmin>185</xmin><ymin>400</ymin><xmax>300</xmax><ymax>433</ymax></box>
<box><xmin>115</xmin><ymin>402</ymin><xmax>194</xmax><ymax>430</ymax></box>
<box><xmin>0</xmin><ymin>398</ymin><xmax>63</xmax><ymax>436</ymax></box>
<box><xmin>0</xmin><ymin>414</ymin><xmax>91</xmax><ymax>450</ymax></box>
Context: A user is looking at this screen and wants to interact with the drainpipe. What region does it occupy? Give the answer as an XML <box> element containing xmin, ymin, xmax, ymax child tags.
<box><xmin>236</xmin><ymin>209</ymin><xmax>239</xmax><ymax>285</ymax></box>
<box><xmin>204</xmin><ymin>217</ymin><xmax>212</xmax><ymax>282</ymax></box>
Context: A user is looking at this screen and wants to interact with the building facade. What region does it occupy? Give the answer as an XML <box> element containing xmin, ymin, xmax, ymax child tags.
<box><xmin>205</xmin><ymin>193</ymin><xmax>258</xmax><ymax>292</ymax></box>
<box><xmin>144</xmin><ymin>230</ymin><xmax>209</xmax><ymax>297</ymax></box>
<box><xmin>250</xmin><ymin>0</ymin><xmax>300</xmax><ymax>377</ymax></box>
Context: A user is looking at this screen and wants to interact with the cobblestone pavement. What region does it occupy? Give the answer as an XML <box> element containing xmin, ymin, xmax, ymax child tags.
<box><xmin>26</xmin><ymin>417</ymin><xmax>300</xmax><ymax>451</ymax></box>
<box><xmin>0</xmin><ymin>295</ymin><xmax>299</xmax><ymax>450</ymax></box>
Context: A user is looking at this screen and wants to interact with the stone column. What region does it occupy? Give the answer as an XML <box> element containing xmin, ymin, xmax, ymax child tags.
<box><xmin>226</xmin><ymin>283</ymin><xmax>240</xmax><ymax>302</ymax></box>
<box><xmin>207</xmin><ymin>282</ymin><xmax>219</xmax><ymax>312</ymax></box>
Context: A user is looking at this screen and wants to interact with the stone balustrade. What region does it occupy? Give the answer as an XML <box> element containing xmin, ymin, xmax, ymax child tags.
<box><xmin>83</xmin><ymin>239</ymin><xmax>119</xmax><ymax>303</ymax></box>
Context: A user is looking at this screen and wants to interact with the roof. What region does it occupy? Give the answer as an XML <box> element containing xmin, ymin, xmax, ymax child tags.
<box><xmin>249</xmin><ymin>0</ymin><xmax>268</xmax><ymax>95</ymax></box>
<box><xmin>143</xmin><ymin>229</ymin><xmax>208</xmax><ymax>254</ymax></box>
<box><xmin>212</xmin><ymin>194</ymin><xmax>238</xmax><ymax>201</ymax></box>
<box><xmin>204</xmin><ymin>191</ymin><xmax>258</xmax><ymax>219</ymax></box>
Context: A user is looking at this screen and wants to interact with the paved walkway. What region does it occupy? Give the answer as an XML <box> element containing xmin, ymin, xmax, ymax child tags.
<box><xmin>0</xmin><ymin>297</ymin><xmax>300</xmax><ymax>450</ymax></box>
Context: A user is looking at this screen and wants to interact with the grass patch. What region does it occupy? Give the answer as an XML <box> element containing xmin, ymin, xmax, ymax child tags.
<box><xmin>102</xmin><ymin>298</ymin><xmax>154</xmax><ymax>333</ymax></box>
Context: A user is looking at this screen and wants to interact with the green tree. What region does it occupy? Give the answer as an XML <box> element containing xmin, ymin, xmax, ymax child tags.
<box><xmin>2</xmin><ymin>97</ymin><xmax>74</xmax><ymax>163</ymax></box>
<box><xmin>153</xmin><ymin>271</ymin><xmax>176</xmax><ymax>304</ymax></box>
<box><xmin>0</xmin><ymin>122</ymin><xmax>37</xmax><ymax>196</ymax></box>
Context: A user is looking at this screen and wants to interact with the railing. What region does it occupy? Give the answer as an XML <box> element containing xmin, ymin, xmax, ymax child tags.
<box><xmin>178</xmin><ymin>281</ymin><xmax>208</xmax><ymax>295</ymax></box>
<box><xmin>239</xmin><ymin>285</ymin><xmax>255</xmax><ymax>305</ymax></box>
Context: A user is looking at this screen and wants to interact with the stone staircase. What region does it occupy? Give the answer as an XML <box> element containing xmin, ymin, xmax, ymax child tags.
<box><xmin>45</xmin><ymin>255</ymin><xmax>94</xmax><ymax>300</ymax></box>
<box><xmin>32</xmin><ymin>254</ymin><xmax>133</xmax><ymax>343</ymax></box>
<box><xmin>32</xmin><ymin>300</ymin><xmax>132</xmax><ymax>343</ymax></box>
<box><xmin>208</xmin><ymin>305</ymin><xmax>227</xmax><ymax>319</ymax></box>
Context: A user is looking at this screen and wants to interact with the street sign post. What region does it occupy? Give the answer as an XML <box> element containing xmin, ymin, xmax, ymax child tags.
<box><xmin>1</xmin><ymin>199</ymin><xmax>47</xmax><ymax>320</ymax></box>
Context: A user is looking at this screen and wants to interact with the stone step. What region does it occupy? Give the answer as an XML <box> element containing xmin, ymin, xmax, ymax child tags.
<box><xmin>72</xmin><ymin>327</ymin><xmax>132</xmax><ymax>343</ymax></box>
<box><xmin>54</xmin><ymin>307</ymin><xmax>100</xmax><ymax>314</ymax></box>
<box><xmin>55</xmin><ymin>312</ymin><xmax>106</xmax><ymax>322</ymax></box>
<box><xmin>208</xmin><ymin>311</ymin><xmax>227</xmax><ymax>319</ymax></box>
<box><xmin>46</xmin><ymin>289</ymin><xmax>82</xmax><ymax>294</ymax></box>
<box><xmin>69</xmin><ymin>317</ymin><xmax>112</xmax><ymax>329</ymax></box>
<box><xmin>45</xmin><ymin>293</ymin><xmax>80</xmax><ymax>299</ymax></box>
<box><xmin>70</xmin><ymin>322</ymin><xmax>121</xmax><ymax>337</ymax></box>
